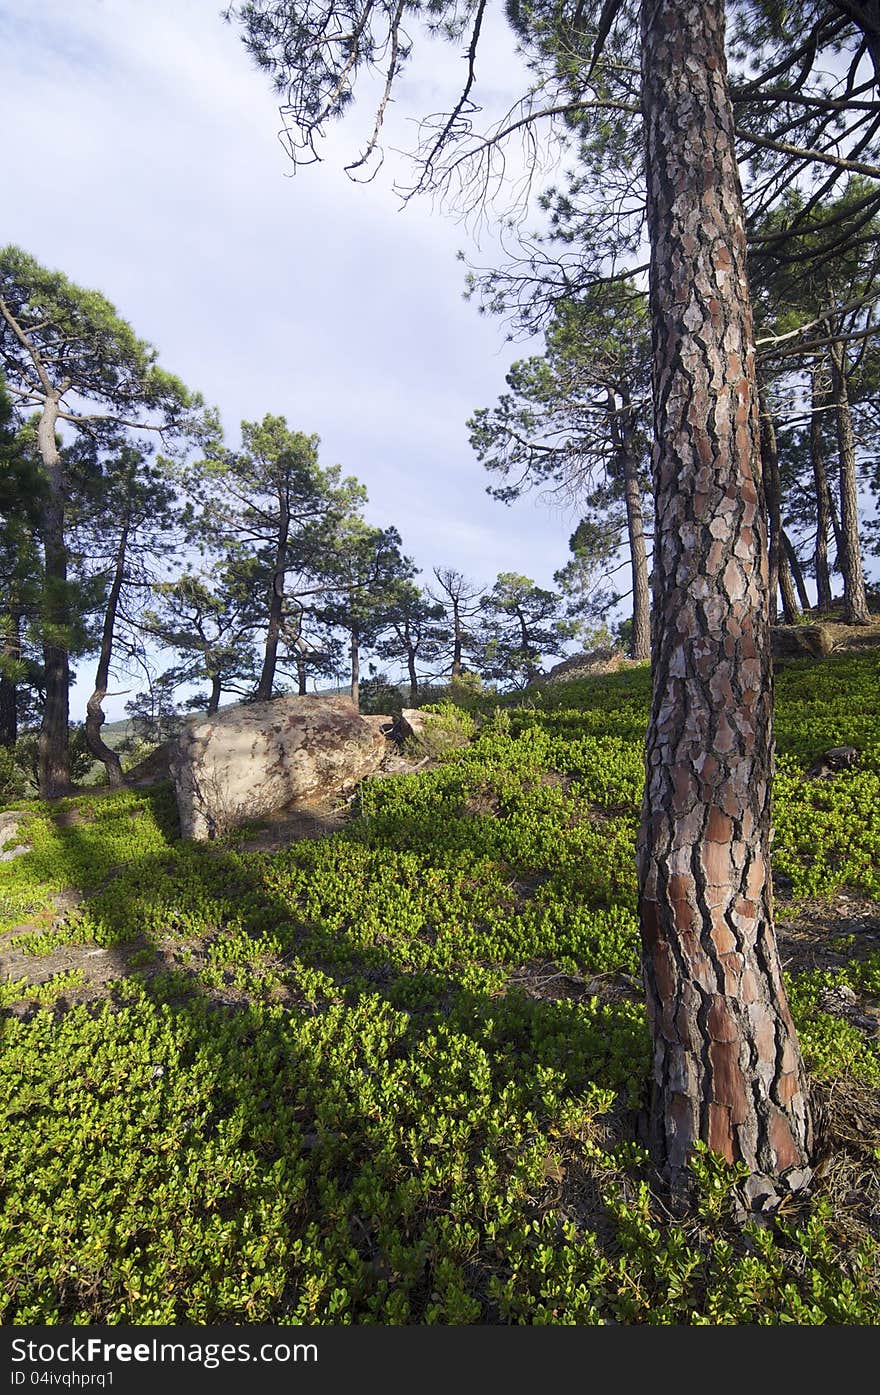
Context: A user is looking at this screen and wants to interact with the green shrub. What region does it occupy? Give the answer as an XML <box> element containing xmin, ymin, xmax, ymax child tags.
<box><xmin>2</xmin><ymin>649</ymin><xmax>879</xmax><ymax>1324</ymax></box>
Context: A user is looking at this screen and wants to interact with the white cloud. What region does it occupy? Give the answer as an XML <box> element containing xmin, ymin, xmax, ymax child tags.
<box><xmin>1</xmin><ymin>0</ymin><xmax>578</xmax><ymax>719</ymax></box>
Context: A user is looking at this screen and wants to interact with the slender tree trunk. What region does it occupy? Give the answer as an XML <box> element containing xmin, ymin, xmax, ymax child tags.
<box><xmin>451</xmin><ymin>599</ymin><xmax>463</xmax><ymax>679</ymax></box>
<box><xmin>36</xmin><ymin>397</ymin><xmax>71</xmax><ymax>799</ymax></box>
<box><xmin>256</xmin><ymin>509</ymin><xmax>289</xmax><ymax>700</ymax></box>
<box><xmin>206</xmin><ymin>670</ymin><xmax>223</xmax><ymax>715</ymax></box>
<box><xmin>350</xmin><ymin>621</ymin><xmax>360</xmax><ymax>708</ymax></box>
<box><xmin>619</xmin><ymin>422</ymin><xmax>651</xmax><ymax>661</ymax></box>
<box><xmin>759</xmin><ymin>386</ymin><xmax>782</xmax><ymax>624</ymax></box>
<box><xmin>829</xmin><ymin>340</ymin><xmax>870</xmax><ymax>624</ymax></box>
<box><xmin>828</xmin><ymin>483</ymin><xmax>843</xmax><ymax>566</ymax></box>
<box><xmin>0</xmin><ymin>605</ymin><xmax>22</xmax><ymax>748</ymax></box>
<box><xmin>759</xmin><ymin>389</ymin><xmax>799</xmax><ymax>622</ymax></box>
<box><xmin>781</xmin><ymin>530</ymin><xmax>810</xmax><ymax>614</ymax></box>
<box><xmin>611</xmin><ymin>394</ymin><xmax>651</xmax><ymax>659</ymax></box>
<box><xmin>407</xmin><ymin>644</ymin><xmax>419</xmax><ymax>706</ymax></box>
<box><xmin>810</xmin><ymin>366</ymin><xmax>834</xmax><ymax>612</ymax></box>
<box><xmin>84</xmin><ymin>520</ymin><xmax>130</xmax><ymax>788</ymax></box>
<box><xmin>296</xmin><ymin>652</ymin><xmax>308</xmax><ymax>695</ymax></box>
<box><xmin>638</xmin><ymin>0</ymin><xmax>811</xmax><ymax>1199</ymax></box>
<box><xmin>515</xmin><ymin>606</ymin><xmax>539</xmax><ymax>683</ymax></box>
<box><xmin>402</xmin><ymin>618</ymin><xmax>419</xmax><ymax>704</ymax></box>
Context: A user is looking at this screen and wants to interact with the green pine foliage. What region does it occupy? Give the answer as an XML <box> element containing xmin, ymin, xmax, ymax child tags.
<box><xmin>1</xmin><ymin>650</ymin><xmax>879</xmax><ymax>1323</ymax></box>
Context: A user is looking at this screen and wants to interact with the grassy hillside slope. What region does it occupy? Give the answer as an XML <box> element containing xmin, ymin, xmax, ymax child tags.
<box><xmin>1</xmin><ymin>650</ymin><xmax>878</xmax><ymax>1323</ymax></box>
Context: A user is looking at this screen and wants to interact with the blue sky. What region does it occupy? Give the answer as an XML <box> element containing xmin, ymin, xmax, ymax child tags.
<box><xmin>1</xmin><ymin>0</ymin><xmax>579</xmax><ymax>719</ymax></box>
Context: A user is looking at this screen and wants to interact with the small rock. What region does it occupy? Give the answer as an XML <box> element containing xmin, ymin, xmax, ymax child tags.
<box><xmin>820</xmin><ymin>983</ymin><xmax>858</xmax><ymax>1010</ymax></box>
<box><xmin>771</xmin><ymin>623</ymin><xmax>836</xmax><ymax>662</ymax></box>
<box><xmin>823</xmin><ymin>746</ymin><xmax>859</xmax><ymax>769</ymax></box>
<box><xmin>398</xmin><ymin>709</ymin><xmax>427</xmax><ymax>741</ymax></box>
<box><xmin>0</xmin><ymin>812</ymin><xmax>30</xmax><ymax>862</ymax></box>
<box><xmin>781</xmin><ymin>1166</ymin><xmax>813</xmax><ymax>1193</ymax></box>
<box><xmin>742</xmin><ymin>1172</ymin><xmax>781</xmax><ymax>1212</ymax></box>
<box><xmin>806</xmin><ymin>745</ymin><xmax>859</xmax><ymax>780</ymax></box>
<box><xmin>0</xmin><ymin>843</ymin><xmax>30</xmax><ymax>862</ymax></box>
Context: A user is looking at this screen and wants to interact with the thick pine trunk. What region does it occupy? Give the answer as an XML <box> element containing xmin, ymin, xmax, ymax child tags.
<box><xmin>36</xmin><ymin>398</ymin><xmax>71</xmax><ymax>799</ymax></box>
<box><xmin>810</xmin><ymin>367</ymin><xmax>834</xmax><ymax>613</ymax></box>
<box><xmin>85</xmin><ymin>521</ymin><xmax>129</xmax><ymax>788</ymax></box>
<box><xmin>638</xmin><ymin>0</ymin><xmax>811</xmax><ymax>1198</ymax></box>
<box><xmin>618</xmin><ymin>407</ymin><xmax>651</xmax><ymax>662</ymax></box>
<box><xmin>829</xmin><ymin>342</ymin><xmax>870</xmax><ymax>624</ymax></box>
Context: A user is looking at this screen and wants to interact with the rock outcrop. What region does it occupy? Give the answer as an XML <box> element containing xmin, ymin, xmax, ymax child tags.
<box><xmin>169</xmin><ymin>694</ymin><xmax>390</xmax><ymax>840</ymax></box>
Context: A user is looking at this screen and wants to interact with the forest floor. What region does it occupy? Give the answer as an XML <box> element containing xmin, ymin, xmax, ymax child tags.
<box><xmin>3</xmin><ymin>632</ymin><xmax>880</xmax><ymax>1031</ymax></box>
<box><xmin>2</xmin><ymin>638</ymin><xmax>880</xmax><ymax>1322</ymax></box>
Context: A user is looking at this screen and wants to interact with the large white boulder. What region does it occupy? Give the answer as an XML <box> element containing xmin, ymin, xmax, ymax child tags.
<box><xmin>169</xmin><ymin>694</ymin><xmax>389</xmax><ymax>840</ymax></box>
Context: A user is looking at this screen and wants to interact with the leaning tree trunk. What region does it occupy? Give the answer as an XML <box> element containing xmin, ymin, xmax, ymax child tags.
<box><xmin>36</xmin><ymin>397</ymin><xmax>71</xmax><ymax>799</ymax></box>
<box><xmin>829</xmin><ymin>339</ymin><xmax>870</xmax><ymax>624</ymax></box>
<box><xmin>84</xmin><ymin>519</ymin><xmax>130</xmax><ymax>788</ymax></box>
<box><xmin>781</xmin><ymin>529</ymin><xmax>810</xmax><ymax>615</ymax></box>
<box><xmin>778</xmin><ymin>549</ymin><xmax>801</xmax><ymax>625</ymax></box>
<box><xmin>638</xmin><ymin>0</ymin><xmax>812</xmax><ymax>1200</ymax></box>
<box><xmin>810</xmin><ymin>364</ymin><xmax>834</xmax><ymax>613</ymax></box>
<box><xmin>617</xmin><ymin>402</ymin><xmax>651</xmax><ymax>661</ymax></box>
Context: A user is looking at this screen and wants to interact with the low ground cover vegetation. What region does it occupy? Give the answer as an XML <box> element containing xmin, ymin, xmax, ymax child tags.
<box><xmin>1</xmin><ymin>651</ymin><xmax>879</xmax><ymax>1323</ymax></box>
